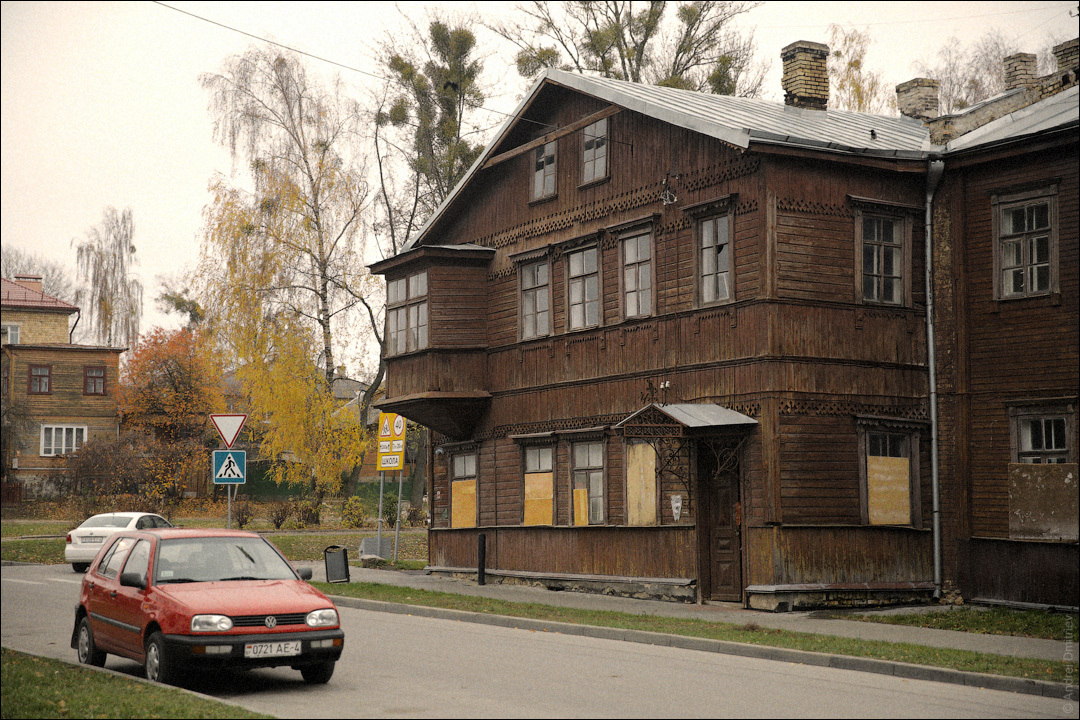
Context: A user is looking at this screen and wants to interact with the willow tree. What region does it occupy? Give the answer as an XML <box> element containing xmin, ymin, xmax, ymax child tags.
<box><xmin>827</xmin><ymin>25</ymin><xmax>891</xmax><ymax>114</ymax></box>
<box><xmin>72</xmin><ymin>206</ymin><xmax>143</xmax><ymax>347</ymax></box>
<box><xmin>198</xmin><ymin>47</ymin><xmax>373</xmax><ymax>493</ymax></box>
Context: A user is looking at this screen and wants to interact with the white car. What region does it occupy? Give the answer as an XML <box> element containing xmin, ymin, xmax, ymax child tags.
<box><xmin>65</xmin><ymin>512</ymin><xmax>173</xmax><ymax>572</ymax></box>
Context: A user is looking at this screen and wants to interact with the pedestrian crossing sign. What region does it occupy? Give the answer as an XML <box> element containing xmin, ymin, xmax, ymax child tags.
<box><xmin>213</xmin><ymin>450</ymin><xmax>246</xmax><ymax>484</ymax></box>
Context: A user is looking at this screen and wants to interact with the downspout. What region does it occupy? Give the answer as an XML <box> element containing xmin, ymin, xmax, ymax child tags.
<box><xmin>69</xmin><ymin>309</ymin><xmax>80</xmax><ymax>344</ymax></box>
<box><xmin>924</xmin><ymin>158</ymin><xmax>945</xmax><ymax>600</ymax></box>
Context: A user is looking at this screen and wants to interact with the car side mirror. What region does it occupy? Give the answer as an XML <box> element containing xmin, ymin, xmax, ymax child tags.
<box><xmin>297</xmin><ymin>567</ymin><xmax>313</xmax><ymax>581</ymax></box>
<box><xmin>120</xmin><ymin>572</ymin><xmax>146</xmax><ymax>589</ymax></box>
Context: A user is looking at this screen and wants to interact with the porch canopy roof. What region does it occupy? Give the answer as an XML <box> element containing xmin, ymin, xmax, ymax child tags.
<box><xmin>616</xmin><ymin>403</ymin><xmax>757</xmax><ymax>438</ymax></box>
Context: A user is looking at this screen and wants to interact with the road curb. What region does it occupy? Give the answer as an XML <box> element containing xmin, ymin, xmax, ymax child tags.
<box><xmin>329</xmin><ymin>595</ymin><xmax>1071</xmax><ymax>700</ymax></box>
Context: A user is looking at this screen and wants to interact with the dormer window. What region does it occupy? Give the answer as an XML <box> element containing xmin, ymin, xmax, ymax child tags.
<box><xmin>387</xmin><ymin>271</ymin><xmax>428</xmax><ymax>356</ymax></box>
<box><xmin>532</xmin><ymin>141</ymin><xmax>556</xmax><ymax>200</ymax></box>
<box><xmin>582</xmin><ymin>118</ymin><xmax>608</xmax><ymax>184</ymax></box>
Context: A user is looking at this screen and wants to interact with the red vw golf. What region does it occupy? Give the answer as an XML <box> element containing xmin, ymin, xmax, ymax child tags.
<box><xmin>71</xmin><ymin>528</ymin><xmax>344</xmax><ymax>685</ymax></box>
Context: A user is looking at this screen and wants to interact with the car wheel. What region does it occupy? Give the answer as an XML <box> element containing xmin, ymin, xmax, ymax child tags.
<box><xmin>300</xmin><ymin>660</ymin><xmax>335</xmax><ymax>684</ymax></box>
<box><xmin>76</xmin><ymin>617</ymin><xmax>106</xmax><ymax>667</ymax></box>
<box><xmin>72</xmin><ymin>563</ymin><xmax>89</xmax><ymax>573</ymax></box>
<box><xmin>144</xmin><ymin>632</ymin><xmax>177</xmax><ymax>685</ymax></box>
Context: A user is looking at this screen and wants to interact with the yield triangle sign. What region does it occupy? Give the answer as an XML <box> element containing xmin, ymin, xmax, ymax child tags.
<box><xmin>210</xmin><ymin>414</ymin><xmax>247</xmax><ymax>448</ymax></box>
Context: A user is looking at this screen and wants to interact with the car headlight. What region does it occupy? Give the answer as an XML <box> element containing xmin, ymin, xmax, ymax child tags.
<box><xmin>305</xmin><ymin>609</ymin><xmax>338</xmax><ymax>627</ymax></box>
<box><xmin>191</xmin><ymin>614</ymin><xmax>233</xmax><ymax>632</ymax></box>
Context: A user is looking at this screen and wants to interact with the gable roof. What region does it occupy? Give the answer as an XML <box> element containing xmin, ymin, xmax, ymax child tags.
<box><xmin>0</xmin><ymin>276</ymin><xmax>78</xmax><ymax>314</ymax></box>
<box><xmin>403</xmin><ymin>69</ymin><xmax>933</xmax><ymax>253</ymax></box>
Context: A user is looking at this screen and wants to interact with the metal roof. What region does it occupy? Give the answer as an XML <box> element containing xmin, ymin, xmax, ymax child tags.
<box><xmin>617</xmin><ymin>403</ymin><xmax>758</xmax><ymax>429</ymax></box>
<box><xmin>0</xmin><ymin>277</ymin><xmax>77</xmax><ymax>313</ymax></box>
<box><xmin>946</xmin><ymin>85</ymin><xmax>1079</xmax><ymax>152</ymax></box>
<box><xmin>403</xmin><ymin>69</ymin><xmax>931</xmax><ymax>253</ymax></box>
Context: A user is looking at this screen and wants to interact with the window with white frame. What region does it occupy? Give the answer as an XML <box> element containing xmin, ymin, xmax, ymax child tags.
<box><xmin>572</xmin><ymin>441</ymin><xmax>604</xmax><ymax>525</ymax></box>
<box><xmin>386</xmin><ymin>271</ymin><xmax>428</xmax><ymax>356</ymax></box>
<box><xmin>994</xmin><ymin>186</ymin><xmax>1058</xmax><ymax>300</ymax></box>
<box><xmin>567</xmin><ymin>246</ymin><xmax>599</xmax><ymax>330</ymax></box>
<box><xmin>582</xmin><ymin>118</ymin><xmax>607</xmax><ymax>184</ymax></box>
<box><xmin>1009</xmin><ymin>402</ymin><xmax>1074</xmax><ymax>465</ymax></box>
<box><xmin>520</xmin><ymin>260</ymin><xmax>550</xmax><ymax>340</ymax></box>
<box><xmin>699</xmin><ymin>213</ymin><xmax>732</xmax><ymax>305</ymax></box>
<box><xmin>622</xmin><ymin>231</ymin><xmax>652</xmax><ymax>319</ymax></box>
<box><xmin>0</xmin><ymin>324</ymin><xmax>19</xmax><ymax>345</ymax></box>
<box><xmin>532</xmin><ymin>141</ymin><xmax>556</xmax><ymax>200</ymax></box>
<box><xmin>41</xmin><ymin>424</ymin><xmax>86</xmax><ymax>456</ymax></box>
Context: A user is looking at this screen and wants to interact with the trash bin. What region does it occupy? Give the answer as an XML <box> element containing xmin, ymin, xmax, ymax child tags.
<box><xmin>323</xmin><ymin>545</ymin><xmax>350</xmax><ymax>584</ymax></box>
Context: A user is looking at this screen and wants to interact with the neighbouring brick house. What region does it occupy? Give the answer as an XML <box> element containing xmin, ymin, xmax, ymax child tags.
<box><xmin>1</xmin><ymin>275</ymin><xmax>124</xmax><ymax>499</ymax></box>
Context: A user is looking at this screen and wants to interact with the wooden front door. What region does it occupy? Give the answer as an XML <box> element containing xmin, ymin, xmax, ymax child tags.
<box><xmin>700</xmin><ymin>443</ymin><xmax>742</xmax><ymax>602</ymax></box>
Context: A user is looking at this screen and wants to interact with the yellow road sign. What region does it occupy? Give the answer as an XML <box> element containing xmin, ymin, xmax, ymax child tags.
<box><xmin>377</xmin><ymin>412</ymin><xmax>406</xmax><ymax>470</ymax></box>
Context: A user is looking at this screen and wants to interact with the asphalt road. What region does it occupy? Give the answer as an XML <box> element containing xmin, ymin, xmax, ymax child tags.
<box><xmin>2</xmin><ymin>563</ymin><xmax>1075</xmax><ymax>719</ymax></box>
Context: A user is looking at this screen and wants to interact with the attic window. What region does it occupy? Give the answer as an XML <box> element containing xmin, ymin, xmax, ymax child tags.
<box><xmin>582</xmin><ymin>118</ymin><xmax>608</xmax><ymax>184</ymax></box>
<box><xmin>532</xmin><ymin>141</ymin><xmax>556</xmax><ymax>200</ymax></box>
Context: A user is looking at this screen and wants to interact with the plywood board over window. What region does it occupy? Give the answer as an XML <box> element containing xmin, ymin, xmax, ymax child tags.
<box><xmin>866</xmin><ymin>455</ymin><xmax>910</xmax><ymax>525</ymax></box>
<box><xmin>625</xmin><ymin>441</ymin><xmax>657</xmax><ymax>526</ymax></box>
<box><xmin>452</xmin><ymin>480</ymin><xmax>476</xmax><ymax>528</ymax></box>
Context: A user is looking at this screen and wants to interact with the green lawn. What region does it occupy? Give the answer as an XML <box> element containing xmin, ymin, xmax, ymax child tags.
<box><xmin>0</xmin><ymin>648</ymin><xmax>271</xmax><ymax>719</ymax></box>
<box><xmin>849</xmin><ymin>606</ymin><xmax>1078</xmax><ymax>641</ymax></box>
<box><xmin>313</xmin><ymin>581</ymin><xmax>1074</xmax><ymax>684</ymax></box>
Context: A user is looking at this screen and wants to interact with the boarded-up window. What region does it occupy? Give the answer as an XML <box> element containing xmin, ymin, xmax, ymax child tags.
<box><xmin>523</xmin><ymin>446</ymin><xmax>553</xmax><ymax>525</ymax></box>
<box><xmin>1008</xmin><ymin>463</ymin><xmax>1079</xmax><ymax>541</ymax></box>
<box><xmin>625</xmin><ymin>441</ymin><xmax>657</xmax><ymax>526</ymax></box>
<box><xmin>451</xmin><ymin>453</ymin><xmax>476</xmax><ymax>528</ymax></box>
<box><xmin>865</xmin><ymin>432</ymin><xmax>911</xmax><ymax>526</ymax></box>
<box><xmin>572</xmin><ymin>441</ymin><xmax>604</xmax><ymax>525</ymax></box>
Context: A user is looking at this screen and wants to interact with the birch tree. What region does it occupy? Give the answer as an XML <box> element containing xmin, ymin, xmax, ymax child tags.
<box><xmin>198</xmin><ymin>47</ymin><xmax>373</xmax><ymax>493</ymax></box>
<box><xmin>827</xmin><ymin>25</ymin><xmax>892</xmax><ymax>114</ymax></box>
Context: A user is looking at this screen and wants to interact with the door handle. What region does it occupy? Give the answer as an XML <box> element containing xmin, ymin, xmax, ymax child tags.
<box><xmin>88</xmin><ymin>582</ymin><xmax>95</xmax><ymax>590</ymax></box>
<box><xmin>109</xmin><ymin>591</ymin><xmax>117</xmax><ymax>598</ymax></box>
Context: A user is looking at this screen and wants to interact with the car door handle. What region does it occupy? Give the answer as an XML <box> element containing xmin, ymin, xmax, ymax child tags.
<box><xmin>88</xmin><ymin>582</ymin><xmax>95</xmax><ymax>590</ymax></box>
<box><xmin>110</xmin><ymin>591</ymin><xmax>117</xmax><ymax>598</ymax></box>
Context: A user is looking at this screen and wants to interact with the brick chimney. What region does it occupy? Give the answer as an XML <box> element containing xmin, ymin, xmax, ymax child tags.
<box><xmin>14</xmin><ymin>274</ymin><xmax>43</xmax><ymax>293</ymax></box>
<box><xmin>896</xmin><ymin>78</ymin><xmax>940</xmax><ymax>121</ymax></box>
<box><xmin>1053</xmin><ymin>38</ymin><xmax>1079</xmax><ymax>72</ymax></box>
<box><xmin>1004</xmin><ymin>53</ymin><xmax>1037</xmax><ymax>90</ymax></box>
<box><xmin>781</xmin><ymin>41</ymin><xmax>830</xmax><ymax>110</ymax></box>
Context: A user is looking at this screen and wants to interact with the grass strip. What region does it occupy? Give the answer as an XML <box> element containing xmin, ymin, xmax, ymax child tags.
<box><xmin>1</xmin><ymin>521</ymin><xmax>69</xmax><ymax>539</ymax></box>
<box><xmin>847</xmin><ymin>606</ymin><xmax>1079</xmax><ymax>641</ymax></box>
<box><xmin>312</xmin><ymin>581</ymin><xmax>1072</xmax><ymax>684</ymax></box>
<box><xmin>0</xmin><ymin>647</ymin><xmax>271</xmax><ymax>719</ymax></box>
<box><xmin>1</xmin><ymin>538</ymin><xmax>65</xmax><ymax>565</ymax></box>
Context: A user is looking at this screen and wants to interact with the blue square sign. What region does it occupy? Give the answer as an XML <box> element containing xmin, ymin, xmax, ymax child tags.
<box><xmin>213</xmin><ymin>450</ymin><xmax>246</xmax><ymax>484</ymax></box>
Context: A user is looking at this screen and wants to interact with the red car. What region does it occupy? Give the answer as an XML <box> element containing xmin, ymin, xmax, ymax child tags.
<box><xmin>71</xmin><ymin>528</ymin><xmax>344</xmax><ymax>685</ymax></box>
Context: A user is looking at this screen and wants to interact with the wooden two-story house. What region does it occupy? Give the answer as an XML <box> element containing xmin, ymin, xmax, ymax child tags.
<box><xmin>1</xmin><ymin>275</ymin><xmax>124</xmax><ymax>499</ymax></box>
<box><xmin>372</xmin><ymin>39</ymin><xmax>1078</xmax><ymax>609</ymax></box>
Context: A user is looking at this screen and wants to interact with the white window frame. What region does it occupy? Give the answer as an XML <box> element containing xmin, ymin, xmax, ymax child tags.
<box><xmin>41</xmin><ymin>424</ymin><xmax>87</xmax><ymax>457</ymax></box>
<box><xmin>520</xmin><ymin>260</ymin><xmax>551</xmax><ymax>340</ymax></box>
<box><xmin>621</xmin><ymin>230</ymin><xmax>653</xmax><ymax>319</ymax></box>
<box><xmin>572</xmin><ymin>440</ymin><xmax>605</xmax><ymax>525</ymax></box>
<box><xmin>1</xmin><ymin>323</ymin><xmax>19</xmax><ymax>345</ymax></box>
<box><xmin>1008</xmin><ymin>401</ymin><xmax>1076</xmax><ymax>465</ymax></box>
<box><xmin>567</xmin><ymin>246</ymin><xmax>599</xmax><ymax>331</ymax></box>
<box><xmin>698</xmin><ymin>212</ymin><xmax>733</xmax><ymax>306</ymax></box>
<box><xmin>532</xmin><ymin>141</ymin><xmax>556</xmax><ymax>200</ymax></box>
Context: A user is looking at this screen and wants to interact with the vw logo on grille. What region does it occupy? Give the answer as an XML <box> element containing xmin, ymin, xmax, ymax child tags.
<box><xmin>264</xmin><ymin>616</ymin><xmax>278</xmax><ymax>628</ymax></box>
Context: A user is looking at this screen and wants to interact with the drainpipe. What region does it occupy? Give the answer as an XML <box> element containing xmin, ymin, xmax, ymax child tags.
<box><xmin>69</xmin><ymin>310</ymin><xmax>80</xmax><ymax>344</ymax></box>
<box><xmin>924</xmin><ymin>159</ymin><xmax>945</xmax><ymax>600</ymax></box>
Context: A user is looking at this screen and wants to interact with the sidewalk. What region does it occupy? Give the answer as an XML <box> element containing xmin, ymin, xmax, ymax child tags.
<box><xmin>296</xmin><ymin>560</ymin><xmax>1074</xmax><ymax>699</ymax></box>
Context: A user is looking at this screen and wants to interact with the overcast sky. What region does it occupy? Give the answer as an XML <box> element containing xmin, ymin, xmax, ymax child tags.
<box><xmin>2</xmin><ymin>1</ymin><xmax>1075</xmax><ymax>365</ymax></box>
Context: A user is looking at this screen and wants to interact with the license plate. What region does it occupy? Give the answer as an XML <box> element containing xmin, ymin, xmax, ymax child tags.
<box><xmin>244</xmin><ymin>640</ymin><xmax>301</xmax><ymax>659</ymax></box>
<box><xmin>82</xmin><ymin>536</ymin><xmax>104</xmax><ymax>543</ymax></box>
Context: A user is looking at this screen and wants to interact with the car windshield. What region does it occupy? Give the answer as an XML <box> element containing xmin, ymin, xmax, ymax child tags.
<box><xmin>80</xmin><ymin>516</ymin><xmax>132</xmax><ymax>528</ymax></box>
<box><xmin>154</xmin><ymin>537</ymin><xmax>297</xmax><ymax>584</ymax></box>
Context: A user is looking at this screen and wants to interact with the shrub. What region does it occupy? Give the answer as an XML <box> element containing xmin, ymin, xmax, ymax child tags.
<box><xmin>267</xmin><ymin>500</ymin><xmax>292</xmax><ymax>530</ymax></box>
<box><xmin>405</xmin><ymin>506</ymin><xmax>429</xmax><ymax>527</ymax></box>
<box><xmin>341</xmin><ymin>497</ymin><xmax>367</xmax><ymax>529</ymax></box>
<box><xmin>232</xmin><ymin>500</ymin><xmax>255</xmax><ymax>529</ymax></box>
<box><xmin>381</xmin><ymin>494</ymin><xmax>399</xmax><ymax>527</ymax></box>
<box><xmin>297</xmin><ymin>499</ymin><xmax>321</xmax><ymax>526</ymax></box>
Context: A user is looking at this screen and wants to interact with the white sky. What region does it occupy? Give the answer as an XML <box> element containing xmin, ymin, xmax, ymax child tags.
<box><xmin>2</xmin><ymin>1</ymin><xmax>1076</xmax><ymax>366</ymax></box>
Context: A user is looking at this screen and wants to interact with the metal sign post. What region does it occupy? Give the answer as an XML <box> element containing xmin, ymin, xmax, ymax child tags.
<box><xmin>393</xmin><ymin>469</ymin><xmax>404</xmax><ymax>562</ymax></box>
<box><xmin>375</xmin><ymin>413</ymin><xmax>406</xmax><ymax>560</ymax></box>
<box><xmin>210</xmin><ymin>415</ymin><xmax>247</xmax><ymax>530</ymax></box>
